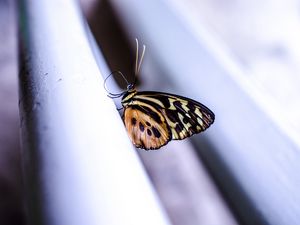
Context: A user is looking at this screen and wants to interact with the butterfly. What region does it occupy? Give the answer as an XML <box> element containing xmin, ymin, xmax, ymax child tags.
<box><xmin>105</xmin><ymin>39</ymin><xmax>215</xmax><ymax>150</ymax></box>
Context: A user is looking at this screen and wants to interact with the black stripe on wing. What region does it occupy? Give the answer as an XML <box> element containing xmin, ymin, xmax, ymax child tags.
<box><xmin>132</xmin><ymin>91</ymin><xmax>215</xmax><ymax>140</ymax></box>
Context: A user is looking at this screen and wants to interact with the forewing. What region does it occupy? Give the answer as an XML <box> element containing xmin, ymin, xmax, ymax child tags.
<box><xmin>123</xmin><ymin>105</ymin><xmax>171</xmax><ymax>150</ymax></box>
<box><xmin>133</xmin><ymin>91</ymin><xmax>215</xmax><ymax>140</ymax></box>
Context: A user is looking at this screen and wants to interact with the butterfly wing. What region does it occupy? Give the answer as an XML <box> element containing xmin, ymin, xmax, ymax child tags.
<box><xmin>131</xmin><ymin>91</ymin><xmax>215</xmax><ymax>141</ymax></box>
<box><xmin>123</xmin><ymin>104</ymin><xmax>171</xmax><ymax>150</ymax></box>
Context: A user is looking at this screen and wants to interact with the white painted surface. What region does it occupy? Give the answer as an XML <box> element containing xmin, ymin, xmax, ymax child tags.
<box><xmin>106</xmin><ymin>0</ymin><xmax>300</xmax><ymax>224</ymax></box>
<box><xmin>20</xmin><ymin>0</ymin><xmax>170</xmax><ymax>225</ymax></box>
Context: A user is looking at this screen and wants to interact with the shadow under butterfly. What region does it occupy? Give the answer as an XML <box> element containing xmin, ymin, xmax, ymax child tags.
<box><xmin>104</xmin><ymin>39</ymin><xmax>215</xmax><ymax>150</ymax></box>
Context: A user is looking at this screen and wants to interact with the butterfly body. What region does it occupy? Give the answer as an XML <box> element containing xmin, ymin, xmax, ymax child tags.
<box><xmin>121</xmin><ymin>89</ymin><xmax>215</xmax><ymax>150</ymax></box>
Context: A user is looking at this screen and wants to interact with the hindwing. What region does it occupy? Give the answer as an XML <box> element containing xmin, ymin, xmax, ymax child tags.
<box><xmin>123</xmin><ymin>104</ymin><xmax>171</xmax><ymax>150</ymax></box>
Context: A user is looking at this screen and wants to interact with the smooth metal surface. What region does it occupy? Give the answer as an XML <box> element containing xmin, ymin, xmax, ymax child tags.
<box><xmin>108</xmin><ymin>0</ymin><xmax>300</xmax><ymax>224</ymax></box>
<box><xmin>84</xmin><ymin>2</ymin><xmax>238</xmax><ymax>224</ymax></box>
<box><xmin>18</xmin><ymin>0</ymin><xmax>170</xmax><ymax>225</ymax></box>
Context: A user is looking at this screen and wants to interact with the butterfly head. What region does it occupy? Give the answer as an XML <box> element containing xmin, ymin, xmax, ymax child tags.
<box><xmin>104</xmin><ymin>38</ymin><xmax>144</xmax><ymax>105</ymax></box>
<box><xmin>126</xmin><ymin>83</ymin><xmax>135</xmax><ymax>91</ymax></box>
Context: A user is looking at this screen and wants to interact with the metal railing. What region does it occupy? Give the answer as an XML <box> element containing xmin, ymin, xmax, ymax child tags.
<box><xmin>108</xmin><ymin>0</ymin><xmax>300</xmax><ymax>225</ymax></box>
<box><xmin>18</xmin><ymin>0</ymin><xmax>171</xmax><ymax>225</ymax></box>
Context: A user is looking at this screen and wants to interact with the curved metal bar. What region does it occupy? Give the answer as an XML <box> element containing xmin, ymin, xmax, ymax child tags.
<box><xmin>18</xmin><ymin>1</ymin><xmax>170</xmax><ymax>225</ymax></box>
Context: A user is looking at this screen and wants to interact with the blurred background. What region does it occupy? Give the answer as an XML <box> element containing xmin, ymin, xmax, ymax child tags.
<box><xmin>2</xmin><ymin>0</ymin><xmax>300</xmax><ymax>224</ymax></box>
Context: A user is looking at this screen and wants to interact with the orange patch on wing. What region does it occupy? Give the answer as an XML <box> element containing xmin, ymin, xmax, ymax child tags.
<box><xmin>124</xmin><ymin>107</ymin><xmax>171</xmax><ymax>150</ymax></box>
